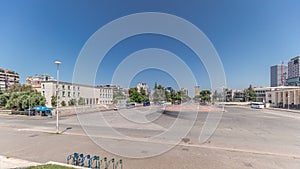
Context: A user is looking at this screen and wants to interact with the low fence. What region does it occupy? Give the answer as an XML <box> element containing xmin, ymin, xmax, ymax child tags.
<box><xmin>67</xmin><ymin>153</ymin><xmax>122</xmax><ymax>169</ymax></box>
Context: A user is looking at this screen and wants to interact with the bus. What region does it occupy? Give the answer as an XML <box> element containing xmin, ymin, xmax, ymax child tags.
<box><xmin>251</xmin><ymin>102</ymin><xmax>264</xmax><ymax>109</ymax></box>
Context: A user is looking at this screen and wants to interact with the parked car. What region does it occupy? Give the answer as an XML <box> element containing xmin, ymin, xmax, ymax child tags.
<box><xmin>126</xmin><ymin>103</ymin><xmax>136</xmax><ymax>108</ymax></box>
<box><xmin>113</xmin><ymin>106</ymin><xmax>119</xmax><ymax>111</ymax></box>
<box><xmin>143</xmin><ymin>101</ymin><xmax>150</xmax><ymax>106</ymax></box>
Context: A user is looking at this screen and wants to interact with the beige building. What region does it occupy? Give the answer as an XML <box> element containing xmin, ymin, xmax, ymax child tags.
<box><xmin>41</xmin><ymin>81</ymin><xmax>113</xmax><ymax>107</ymax></box>
<box><xmin>194</xmin><ymin>86</ymin><xmax>200</xmax><ymax>96</ymax></box>
<box><xmin>266</xmin><ymin>86</ymin><xmax>300</xmax><ymax>108</ymax></box>
<box><xmin>26</xmin><ymin>74</ymin><xmax>55</xmax><ymax>92</ymax></box>
<box><xmin>0</xmin><ymin>68</ymin><xmax>20</xmax><ymax>90</ymax></box>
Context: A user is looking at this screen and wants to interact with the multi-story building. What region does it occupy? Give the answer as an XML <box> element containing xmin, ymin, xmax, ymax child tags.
<box><xmin>98</xmin><ymin>84</ymin><xmax>128</xmax><ymax>97</ymax></box>
<box><xmin>41</xmin><ymin>81</ymin><xmax>113</xmax><ymax>107</ymax></box>
<box><xmin>226</xmin><ymin>89</ymin><xmax>244</xmax><ymax>102</ymax></box>
<box><xmin>287</xmin><ymin>56</ymin><xmax>300</xmax><ymax>86</ymax></box>
<box><xmin>194</xmin><ymin>86</ymin><xmax>200</xmax><ymax>96</ymax></box>
<box><xmin>253</xmin><ymin>87</ymin><xmax>271</xmax><ymax>102</ymax></box>
<box><xmin>26</xmin><ymin>74</ymin><xmax>55</xmax><ymax>92</ymax></box>
<box><xmin>136</xmin><ymin>82</ymin><xmax>149</xmax><ymax>94</ymax></box>
<box><xmin>225</xmin><ymin>87</ymin><xmax>271</xmax><ymax>102</ymax></box>
<box><xmin>180</xmin><ymin>88</ymin><xmax>189</xmax><ymax>96</ymax></box>
<box><xmin>0</xmin><ymin>68</ymin><xmax>20</xmax><ymax>90</ymax></box>
<box><xmin>270</xmin><ymin>64</ymin><xmax>287</xmax><ymax>87</ymax></box>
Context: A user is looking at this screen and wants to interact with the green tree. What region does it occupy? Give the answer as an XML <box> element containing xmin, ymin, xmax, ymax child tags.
<box><xmin>199</xmin><ymin>90</ymin><xmax>212</xmax><ymax>103</ymax></box>
<box><xmin>78</xmin><ymin>97</ymin><xmax>85</xmax><ymax>105</ymax></box>
<box><xmin>61</xmin><ymin>100</ymin><xmax>66</xmax><ymax>106</ymax></box>
<box><xmin>129</xmin><ymin>88</ymin><xmax>147</xmax><ymax>103</ymax></box>
<box><xmin>152</xmin><ymin>88</ymin><xmax>166</xmax><ymax>102</ymax></box>
<box><xmin>244</xmin><ymin>85</ymin><xmax>257</xmax><ymax>102</ymax></box>
<box><xmin>7</xmin><ymin>84</ymin><xmax>34</xmax><ymax>93</ymax></box>
<box><xmin>68</xmin><ymin>99</ymin><xmax>77</xmax><ymax>106</ymax></box>
<box><xmin>130</xmin><ymin>90</ymin><xmax>147</xmax><ymax>103</ymax></box>
<box><xmin>51</xmin><ymin>96</ymin><xmax>57</xmax><ymax>107</ymax></box>
<box><xmin>0</xmin><ymin>93</ymin><xmax>10</xmax><ymax>107</ymax></box>
<box><xmin>5</xmin><ymin>91</ymin><xmax>45</xmax><ymax>110</ymax></box>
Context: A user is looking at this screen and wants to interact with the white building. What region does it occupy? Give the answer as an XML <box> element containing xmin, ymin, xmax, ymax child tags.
<box><xmin>266</xmin><ymin>86</ymin><xmax>300</xmax><ymax>108</ymax></box>
<box><xmin>136</xmin><ymin>82</ymin><xmax>149</xmax><ymax>94</ymax></box>
<box><xmin>41</xmin><ymin>81</ymin><xmax>113</xmax><ymax>107</ymax></box>
<box><xmin>26</xmin><ymin>74</ymin><xmax>55</xmax><ymax>92</ymax></box>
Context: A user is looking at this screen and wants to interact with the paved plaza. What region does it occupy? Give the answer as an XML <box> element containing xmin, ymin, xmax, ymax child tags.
<box><xmin>0</xmin><ymin>105</ymin><xmax>300</xmax><ymax>169</ymax></box>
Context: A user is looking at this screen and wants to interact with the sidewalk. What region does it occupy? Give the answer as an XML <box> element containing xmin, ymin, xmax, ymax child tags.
<box><xmin>266</xmin><ymin>107</ymin><xmax>300</xmax><ymax>114</ymax></box>
<box><xmin>0</xmin><ymin>155</ymin><xmax>40</xmax><ymax>169</ymax></box>
<box><xmin>0</xmin><ymin>155</ymin><xmax>89</xmax><ymax>169</ymax></box>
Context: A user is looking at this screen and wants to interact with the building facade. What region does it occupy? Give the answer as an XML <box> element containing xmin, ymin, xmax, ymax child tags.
<box><xmin>41</xmin><ymin>81</ymin><xmax>113</xmax><ymax>107</ymax></box>
<box><xmin>225</xmin><ymin>87</ymin><xmax>271</xmax><ymax>102</ymax></box>
<box><xmin>26</xmin><ymin>74</ymin><xmax>55</xmax><ymax>92</ymax></box>
<box><xmin>287</xmin><ymin>56</ymin><xmax>300</xmax><ymax>86</ymax></box>
<box><xmin>266</xmin><ymin>86</ymin><xmax>300</xmax><ymax>109</ymax></box>
<box><xmin>136</xmin><ymin>82</ymin><xmax>149</xmax><ymax>94</ymax></box>
<box><xmin>226</xmin><ymin>89</ymin><xmax>244</xmax><ymax>102</ymax></box>
<box><xmin>194</xmin><ymin>86</ymin><xmax>200</xmax><ymax>96</ymax></box>
<box><xmin>0</xmin><ymin>68</ymin><xmax>20</xmax><ymax>90</ymax></box>
<box><xmin>270</xmin><ymin>64</ymin><xmax>287</xmax><ymax>87</ymax></box>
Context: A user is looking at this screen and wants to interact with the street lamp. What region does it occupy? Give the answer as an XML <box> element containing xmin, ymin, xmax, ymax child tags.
<box><xmin>55</xmin><ymin>61</ymin><xmax>61</xmax><ymax>133</ymax></box>
<box><xmin>288</xmin><ymin>92</ymin><xmax>290</xmax><ymax>110</ymax></box>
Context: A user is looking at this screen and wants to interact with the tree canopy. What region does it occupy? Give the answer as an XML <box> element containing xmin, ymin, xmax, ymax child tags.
<box><xmin>0</xmin><ymin>84</ymin><xmax>45</xmax><ymax>110</ymax></box>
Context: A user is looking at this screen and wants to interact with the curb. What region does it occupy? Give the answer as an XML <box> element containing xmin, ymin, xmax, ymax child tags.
<box><xmin>266</xmin><ymin>107</ymin><xmax>300</xmax><ymax>114</ymax></box>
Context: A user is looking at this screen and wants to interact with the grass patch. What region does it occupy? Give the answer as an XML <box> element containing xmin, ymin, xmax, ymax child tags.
<box><xmin>27</xmin><ymin>164</ymin><xmax>74</xmax><ymax>169</ymax></box>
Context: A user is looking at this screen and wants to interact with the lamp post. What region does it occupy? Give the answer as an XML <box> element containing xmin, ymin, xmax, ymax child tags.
<box><xmin>55</xmin><ymin>61</ymin><xmax>61</xmax><ymax>133</ymax></box>
<box><xmin>288</xmin><ymin>91</ymin><xmax>290</xmax><ymax>110</ymax></box>
<box><xmin>28</xmin><ymin>95</ymin><xmax>30</xmax><ymax>116</ymax></box>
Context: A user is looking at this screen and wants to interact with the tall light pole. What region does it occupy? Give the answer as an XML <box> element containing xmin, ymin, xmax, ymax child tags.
<box><xmin>55</xmin><ymin>61</ymin><xmax>61</xmax><ymax>134</ymax></box>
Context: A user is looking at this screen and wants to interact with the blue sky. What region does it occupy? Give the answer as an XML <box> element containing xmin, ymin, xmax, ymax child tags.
<box><xmin>1</xmin><ymin>0</ymin><xmax>300</xmax><ymax>91</ymax></box>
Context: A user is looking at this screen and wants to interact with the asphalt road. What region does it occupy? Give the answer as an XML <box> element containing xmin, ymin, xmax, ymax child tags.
<box><xmin>0</xmin><ymin>105</ymin><xmax>300</xmax><ymax>169</ymax></box>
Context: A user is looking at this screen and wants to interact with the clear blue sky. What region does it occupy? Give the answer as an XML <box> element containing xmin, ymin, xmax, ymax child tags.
<box><xmin>1</xmin><ymin>0</ymin><xmax>300</xmax><ymax>91</ymax></box>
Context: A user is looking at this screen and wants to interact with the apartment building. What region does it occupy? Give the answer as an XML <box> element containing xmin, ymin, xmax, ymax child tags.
<box><xmin>0</xmin><ymin>68</ymin><xmax>20</xmax><ymax>90</ymax></box>
<box><xmin>26</xmin><ymin>74</ymin><xmax>55</xmax><ymax>92</ymax></box>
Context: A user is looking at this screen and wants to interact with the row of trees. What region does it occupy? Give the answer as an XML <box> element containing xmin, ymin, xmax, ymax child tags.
<box><xmin>50</xmin><ymin>96</ymin><xmax>85</xmax><ymax>107</ymax></box>
<box><xmin>129</xmin><ymin>87</ymin><xmax>149</xmax><ymax>103</ymax></box>
<box><xmin>195</xmin><ymin>85</ymin><xmax>258</xmax><ymax>103</ymax></box>
<box><xmin>125</xmin><ymin>83</ymin><xmax>191</xmax><ymax>104</ymax></box>
<box><xmin>0</xmin><ymin>84</ymin><xmax>46</xmax><ymax>111</ymax></box>
<box><xmin>152</xmin><ymin>84</ymin><xmax>190</xmax><ymax>104</ymax></box>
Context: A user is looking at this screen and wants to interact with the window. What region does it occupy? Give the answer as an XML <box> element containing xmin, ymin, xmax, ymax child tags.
<box><xmin>78</xmin><ymin>86</ymin><xmax>80</xmax><ymax>90</ymax></box>
<box><xmin>42</xmin><ymin>84</ymin><xmax>45</xmax><ymax>89</ymax></box>
<box><xmin>68</xmin><ymin>86</ymin><xmax>71</xmax><ymax>90</ymax></box>
<box><xmin>73</xmin><ymin>92</ymin><xmax>75</xmax><ymax>97</ymax></box>
<box><xmin>68</xmin><ymin>92</ymin><xmax>70</xmax><ymax>97</ymax></box>
<box><xmin>78</xmin><ymin>92</ymin><xmax>80</xmax><ymax>97</ymax></box>
<box><xmin>62</xmin><ymin>91</ymin><xmax>65</xmax><ymax>97</ymax></box>
<box><xmin>42</xmin><ymin>91</ymin><xmax>45</xmax><ymax>96</ymax></box>
<box><xmin>62</xmin><ymin>85</ymin><xmax>65</xmax><ymax>90</ymax></box>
